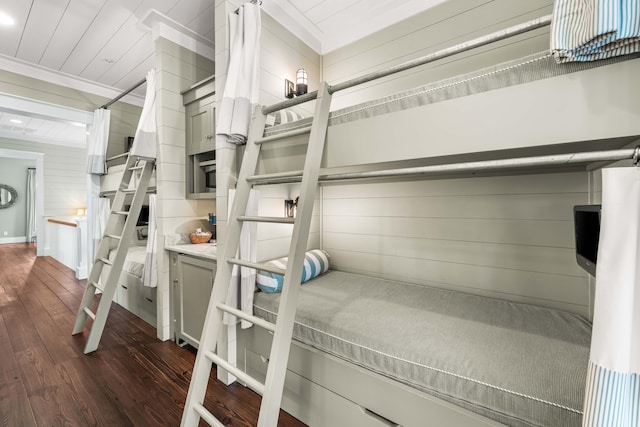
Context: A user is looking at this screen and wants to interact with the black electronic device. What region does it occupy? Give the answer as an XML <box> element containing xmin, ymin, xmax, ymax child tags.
<box><xmin>573</xmin><ymin>204</ymin><xmax>601</xmax><ymax>277</ymax></box>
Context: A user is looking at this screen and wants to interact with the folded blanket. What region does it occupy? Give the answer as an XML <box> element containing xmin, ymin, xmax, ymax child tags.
<box><xmin>551</xmin><ymin>0</ymin><xmax>640</xmax><ymax>63</ymax></box>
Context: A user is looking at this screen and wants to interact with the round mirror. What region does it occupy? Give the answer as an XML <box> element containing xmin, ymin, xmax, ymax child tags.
<box><xmin>0</xmin><ymin>184</ymin><xmax>18</xmax><ymax>209</ymax></box>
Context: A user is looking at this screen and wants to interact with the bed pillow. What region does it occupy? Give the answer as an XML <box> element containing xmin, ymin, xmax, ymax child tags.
<box><xmin>256</xmin><ymin>249</ymin><xmax>330</xmax><ymax>293</ymax></box>
<box><xmin>265</xmin><ymin>109</ymin><xmax>303</xmax><ymax>127</ymax></box>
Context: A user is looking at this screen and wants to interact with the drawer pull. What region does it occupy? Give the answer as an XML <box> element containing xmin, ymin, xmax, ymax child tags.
<box><xmin>121</xmin><ymin>285</ymin><xmax>128</xmax><ymax>290</ymax></box>
<box><xmin>358</xmin><ymin>406</ymin><xmax>399</xmax><ymax>427</ymax></box>
<box><xmin>145</xmin><ymin>297</ymin><xmax>153</xmax><ymax>302</ymax></box>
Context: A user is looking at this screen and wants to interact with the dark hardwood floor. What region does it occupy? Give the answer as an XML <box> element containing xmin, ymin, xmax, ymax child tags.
<box><xmin>0</xmin><ymin>243</ymin><xmax>306</xmax><ymax>427</ymax></box>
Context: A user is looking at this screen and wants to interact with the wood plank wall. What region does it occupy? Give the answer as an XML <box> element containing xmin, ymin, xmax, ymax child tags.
<box><xmin>322</xmin><ymin>172</ymin><xmax>591</xmax><ymax>316</ymax></box>
<box><xmin>154</xmin><ymin>37</ymin><xmax>216</xmax><ymax>341</ymax></box>
<box><xmin>316</xmin><ymin>0</ymin><xmax>594</xmax><ymax>317</ymax></box>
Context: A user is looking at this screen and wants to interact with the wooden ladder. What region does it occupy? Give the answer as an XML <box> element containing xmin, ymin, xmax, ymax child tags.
<box><xmin>181</xmin><ymin>82</ymin><xmax>333</xmax><ymax>427</ymax></box>
<box><xmin>72</xmin><ymin>153</ymin><xmax>155</xmax><ymax>354</ymax></box>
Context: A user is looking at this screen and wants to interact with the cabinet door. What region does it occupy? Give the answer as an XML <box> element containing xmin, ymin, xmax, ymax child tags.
<box><xmin>175</xmin><ymin>255</ymin><xmax>217</xmax><ymax>348</ymax></box>
<box><xmin>186</xmin><ymin>100</ymin><xmax>215</xmax><ymax>155</ymax></box>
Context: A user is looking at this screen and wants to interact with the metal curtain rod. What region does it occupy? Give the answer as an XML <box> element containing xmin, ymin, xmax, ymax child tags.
<box><xmin>101</xmin><ymin>77</ymin><xmax>147</xmax><ymax>109</ymax></box>
<box><xmin>248</xmin><ymin>147</ymin><xmax>640</xmax><ymax>185</ymax></box>
<box><xmin>263</xmin><ymin>14</ymin><xmax>552</xmax><ymax>115</ymax></box>
<box><xmin>235</xmin><ymin>0</ymin><xmax>261</xmax><ymax>14</ymax></box>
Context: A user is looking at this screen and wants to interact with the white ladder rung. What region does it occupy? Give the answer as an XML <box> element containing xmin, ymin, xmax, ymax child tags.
<box><xmin>204</xmin><ymin>351</ymin><xmax>265</xmax><ymax>396</ymax></box>
<box><xmin>216</xmin><ymin>303</ymin><xmax>276</xmax><ymax>333</ymax></box>
<box><xmin>113</xmin><ymin>211</ymin><xmax>129</xmax><ymax>216</ymax></box>
<box><xmin>129</xmin><ymin>165</ymin><xmax>145</xmax><ymax>171</ymax></box>
<box><xmin>83</xmin><ymin>307</ymin><xmax>96</xmax><ymax>320</ymax></box>
<box><xmin>238</xmin><ymin>215</ymin><xmax>295</xmax><ymax>224</ymax></box>
<box><xmin>247</xmin><ymin>171</ymin><xmax>302</xmax><ymax>185</ymax></box>
<box><xmin>227</xmin><ymin>258</ymin><xmax>285</xmax><ymax>275</ymax></box>
<box><xmin>105</xmin><ymin>234</ymin><xmax>122</xmax><ymax>240</ymax></box>
<box><xmin>193</xmin><ymin>403</ymin><xmax>225</xmax><ymax>427</ymax></box>
<box><xmin>121</xmin><ymin>189</ymin><xmax>136</xmax><ymax>194</ymax></box>
<box><xmin>256</xmin><ymin>126</ymin><xmax>311</xmax><ymax>144</ymax></box>
<box><xmin>97</xmin><ymin>257</ymin><xmax>112</xmax><ymax>266</ymax></box>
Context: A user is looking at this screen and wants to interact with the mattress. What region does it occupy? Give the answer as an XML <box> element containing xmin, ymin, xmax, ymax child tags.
<box><xmin>263</xmin><ymin>51</ymin><xmax>640</xmax><ymax>138</ymax></box>
<box><xmin>253</xmin><ymin>270</ymin><xmax>591</xmax><ymax>427</ymax></box>
<box><xmin>108</xmin><ymin>246</ymin><xmax>146</xmax><ymax>279</ymax></box>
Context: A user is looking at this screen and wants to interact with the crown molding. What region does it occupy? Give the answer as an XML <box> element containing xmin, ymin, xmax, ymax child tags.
<box><xmin>140</xmin><ymin>9</ymin><xmax>215</xmax><ymax>60</ymax></box>
<box><xmin>261</xmin><ymin>1</ymin><xmax>322</xmax><ymax>53</ymax></box>
<box><xmin>0</xmin><ymin>54</ymin><xmax>145</xmax><ymax>107</ymax></box>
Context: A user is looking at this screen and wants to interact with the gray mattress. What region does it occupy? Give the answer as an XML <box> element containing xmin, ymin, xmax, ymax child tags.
<box><xmin>253</xmin><ymin>270</ymin><xmax>592</xmax><ymax>427</ymax></box>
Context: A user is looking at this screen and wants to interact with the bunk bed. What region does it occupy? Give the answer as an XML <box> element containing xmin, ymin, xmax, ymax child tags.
<box><xmin>97</xmin><ymin>154</ymin><xmax>157</xmax><ymax>326</ymax></box>
<box><xmin>232</xmin><ymin>13</ymin><xmax>640</xmax><ymax>427</ymax></box>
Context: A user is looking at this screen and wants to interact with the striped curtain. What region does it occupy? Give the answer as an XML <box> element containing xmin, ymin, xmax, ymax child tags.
<box><xmin>582</xmin><ymin>167</ymin><xmax>640</xmax><ymax>427</ymax></box>
<box><xmin>550</xmin><ymin>0</ymin><xmax>640</xmax><ymax>63</ymax></box>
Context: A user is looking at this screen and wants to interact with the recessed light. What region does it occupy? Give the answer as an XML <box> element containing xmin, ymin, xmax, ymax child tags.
<box><xmin>0</xmin><ymin>11</ymin><xmax>15</xmax><ymax>26</ymax></box>
<box><xmin>10</xmin><ymin>119</ymin><xmax>22</xmax><ymax>124</ymax></box>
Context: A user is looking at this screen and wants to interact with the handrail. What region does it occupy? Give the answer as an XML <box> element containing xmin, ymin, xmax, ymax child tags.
<box><xmin>247</xmin><ymin>147</ymin><xmax>640</xmax><ymax>185</ymax></box>
<box><xmin>262</xmin><ymin>14</ymin><xmax>552</xmax><ymax>115</ymax></box>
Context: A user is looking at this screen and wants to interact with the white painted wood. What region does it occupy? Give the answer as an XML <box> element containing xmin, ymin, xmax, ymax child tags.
<box><xmin>321</xmin><ymin>171</ymin><xmax>591</xmax><ymax>316</ymax></box>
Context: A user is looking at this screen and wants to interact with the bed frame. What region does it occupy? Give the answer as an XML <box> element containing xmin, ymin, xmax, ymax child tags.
<box><xmin>230</xmin><ymin>13</ymin><xmax>640</xmax><ymax>427</ymax></box>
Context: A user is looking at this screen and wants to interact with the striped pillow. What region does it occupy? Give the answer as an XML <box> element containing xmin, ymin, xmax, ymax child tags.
<box><xmin>256</xmin><ymin>249</ymin><xmax>330</xmax><ymax>293</ymax></box>
<box><xmin>265</xmin><ymin>109</ymin><xmax>303</xmax><ymax>127</ymax></box>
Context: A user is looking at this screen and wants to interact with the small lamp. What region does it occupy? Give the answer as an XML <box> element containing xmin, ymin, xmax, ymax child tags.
<box><xmin>296</xmin><ymin>68</ymin><xmax>308</xmax><ymax>96</ymax></box>
<box><xmin>76</xmin><ymin>208</ymin><xmax>86</xmax><ymax>217</ymax></box>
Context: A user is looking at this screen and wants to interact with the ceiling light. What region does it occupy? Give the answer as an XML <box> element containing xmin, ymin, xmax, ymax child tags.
<box><xmin>10</xmin><ymin>119</ymin><xmax>22</xmax><ymax>124</ymax></box>
<box><xmin>0</xmin><ymin>12</ymin><xmax>15</xmax><ymax>26</ymax></box>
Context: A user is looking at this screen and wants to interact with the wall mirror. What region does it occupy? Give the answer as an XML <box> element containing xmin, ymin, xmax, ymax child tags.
<box><xmin>0</xmin><ymin>184</ymin><xmax>18</xmax><ymax>209</ymax></box>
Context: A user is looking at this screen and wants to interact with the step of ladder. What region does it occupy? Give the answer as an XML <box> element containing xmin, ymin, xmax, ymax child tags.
<box><xmin>181</xmin><ymin>82</ymin><xmax>333</xmax><ymax>427</ymax></box>
<box><xmin>72</xmin><ymin>154</ymin><xmax>155</xmax><ymax>354</ymax></box>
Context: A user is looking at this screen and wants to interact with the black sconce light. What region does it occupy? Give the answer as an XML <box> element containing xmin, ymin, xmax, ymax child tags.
<box><xmin>285</xmin><ymin>68</ymin><xmax>308</xmax><ymax>99</ymax></box>
<box><xmin>284</xmin><ymin>197</ymin><xmax>298</xmax><ymax>218</ymax></box>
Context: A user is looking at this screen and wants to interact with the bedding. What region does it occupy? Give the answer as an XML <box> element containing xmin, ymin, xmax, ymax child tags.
<box><xmin>108</xmin><ymin>246</ymin><xmax>146</xmax><ymax>278</ymax></box>
<box><xmin>253</xmin><ymin>270</ymin><xmax>591</xmax><ymax>427</ymax></box>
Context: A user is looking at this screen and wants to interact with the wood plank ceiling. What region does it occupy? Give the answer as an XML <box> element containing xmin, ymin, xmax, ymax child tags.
<box><xmin>0</xmin><ymin>0</ymin><xmax>446</xmax><ymax>145</ymax></box>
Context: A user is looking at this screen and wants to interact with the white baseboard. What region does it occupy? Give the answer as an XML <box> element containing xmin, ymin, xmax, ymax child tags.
<box><xmin>0</xmin><ymin>236</ymin><xmax>27</xmax><ymax>244</ymax></box>
<box><xmin>75</xmin><ymin>266</ymin><xmax>88</xmax><ymax>280</ymax></box>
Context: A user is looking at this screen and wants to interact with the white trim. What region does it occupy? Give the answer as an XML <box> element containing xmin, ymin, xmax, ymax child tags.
<box><xmin>0</xmin><ymin>54</ymin><xmax>145</xmax><ymax>107</ymax></box>
<box><xmin>0</xmin><ymin>130</ymin><xmax>85</xmax><ymax>148</ymax></box>
<box><xmin>261</xmin><ymin>2</ymin><xmax>321</xmax><ymax>53</ymax></box>
<box><xmin>0</xmin><ymin>92</ymin><xmax>94</xmax><ymax>124</ymax></box>
<box><xmin>140</xmin><ymin>9</ymin><xmax>215</xmax><ymax>60</ymax></box>
<box><xmin>0</xmin><ymin>236</ymin><xmax>28</xmax><ymax>244</ymax></box>
<box><xmin>0</xmin><ymin>148</ymin><xmax>45</xmax><ymax>256</ymax></box>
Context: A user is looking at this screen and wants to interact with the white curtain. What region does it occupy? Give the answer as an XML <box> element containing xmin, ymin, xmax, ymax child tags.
<box><xmin>26</xmin><ymin>168</ymin><xmax>36</xmax><ymax>242</ymax></box>
<box><xmin>131</xmin><ymin>69</ymin><xmax>157</xmax><ymax>159</ymax></box>
<box><xmin>217</xmin><ymin>2</ymin><xmax>261</xmax><ymax>145</ymax></box>
<box><xmin>582</xmin><ymin>167</ymin><xmax>640</xmax><ymax>427</ymax></box>
<box><xmin>142</xmin><ymin>194</ymin><xmax>157</xmax><ymax>288</ymax></box>
<box><xmin>86</xmin><ymin>109</ymin><xmax>111</xmax><ymax>264</ymax></box>
<box><xmin>224</xmin><ymin>189</ymin><xmax>259</xmax><ymax>328</ymax></box>
<box><xmin>550</xmin><ymin>0</ymin><xmax>640</xmax><ymax>63</ymax></box>
<box><xmin>87</xmin><ymin>108</ymin><xmax>110</xmax><ymax>174</ymax></box>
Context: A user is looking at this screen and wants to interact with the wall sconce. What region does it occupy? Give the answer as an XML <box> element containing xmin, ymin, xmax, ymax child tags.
<box><xmin>284</xmin><ymin>197</ymin><xmax>298</xmax><ymax>218</ymax></box>
<box><xmin>76</xmin><ymin>208</ymin><xmax>86</xmax><ymax>217</ymax></box>
<box><xmin>284</xmin><ymin>68</ymin><xmax>308</xmax><ymax>99</ymax></box>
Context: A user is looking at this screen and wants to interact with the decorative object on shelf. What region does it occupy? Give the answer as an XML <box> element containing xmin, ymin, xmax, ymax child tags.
<box><xmin>284</xmin><ymin>68</ymin><xmax>308</xmax><ymax>98</ymax></box>
<box><xmin>190</xmin><ymin>229</ymin><xmax>212</xmax><ymax>244</ymax></box>
<box><xmin>0</xmin><ymin>184</ymin><xmax>18</xmax><ymax>209</ymax></box>
<box><xmin>208</xmin><ymin>213</ymin><xmax>216</xmax><ymax>225</ymax></box>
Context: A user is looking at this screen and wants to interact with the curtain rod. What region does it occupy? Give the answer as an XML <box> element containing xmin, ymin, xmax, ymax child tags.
<box><xmin>235</xmin><ymin>0</ymin><xmax>261</xmax><ymax>14</ymax></box>
<box><xmin>263</xmin><ymin>14</ymin><xmax>552</xmax><ymax>115</ymax></box>
<box><xmin>247</xmin><ymin>147</ymin><xmax>640</xmax><ymax>185</ymax></box>
<box><xmin>100</xmin><ymin>77</ymin><xmax>147</xmax><ymax>109</ymax></box>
